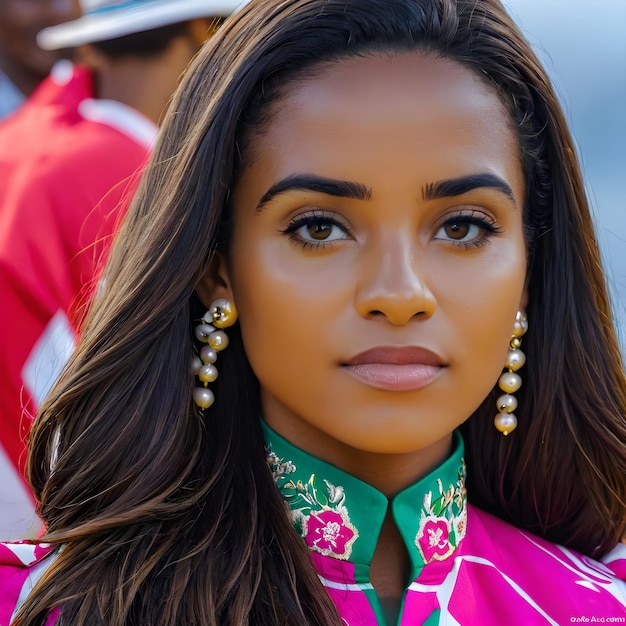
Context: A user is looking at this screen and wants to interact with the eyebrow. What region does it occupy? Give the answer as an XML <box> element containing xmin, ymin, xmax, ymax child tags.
<box><xmin>256</xmin><ymin>174</ymin><xmax>372</xmax><ymax>211</ymax></box>
<box><xmin>255</xmin><ymin>172</ymin><xmax>516</xmax><ymax>212</ymax></box>
<box><xmin>422</xmin><ymin>173</ymin><xmax>517</xmax><ymax>207</ymax></box>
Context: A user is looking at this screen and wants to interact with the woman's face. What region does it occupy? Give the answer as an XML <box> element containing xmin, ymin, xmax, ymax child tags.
<box><xmin>206</xmin><ymin>52</ymin><xmax>527</xmax><ymax>474</ymax></box>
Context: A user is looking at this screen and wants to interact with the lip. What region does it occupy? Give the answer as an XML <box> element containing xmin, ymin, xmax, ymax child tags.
<box><xmin>342</xmin><ymin>347</ymin><xmax>445</xmax><ymax>391</ymax></box>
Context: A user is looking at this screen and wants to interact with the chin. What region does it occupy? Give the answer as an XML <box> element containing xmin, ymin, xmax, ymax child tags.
<box><xmin>340</xmin><ymin>427</ymin><xmax>453</xmax><ymax>456</ymax></box>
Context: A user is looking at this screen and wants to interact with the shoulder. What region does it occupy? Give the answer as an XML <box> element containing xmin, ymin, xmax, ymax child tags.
<box><xmin>458</xmin><ymin>505</ymin><xmax>626</xmax><ymax>622</ymax></box>
<box><xmin>468</xmin><ymin>504</ymin><xmax>626</xmax><ymax>577</ymax></box>
<box><xmin>0</xmin><ymin>542</ymin><xmax>57</xmax><ymax>626</ymax></box>
<box><xmin>0</xmin><ymin>65</ymin><xmax>149</xmax><ymax>203</ymax></box>
<box><xmin>0</xmin><ymin>73</ymin><xmax>150</xmax><ymax>188</ymax></box>
<box><xmin>0</xmin><ymin>119</ymin><xmax>146</xmax><ymax>228</ymax></box>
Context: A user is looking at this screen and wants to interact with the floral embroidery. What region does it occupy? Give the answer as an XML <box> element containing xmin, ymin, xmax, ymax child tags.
<box><xmin>266</xmin><ymin>445</ymin><xmax>359</xmax><ymax>560</ymax></box>
<box><xmin>304</xmin><ymin>509</ymin><xmax>357</xmax><ymax>556</ymax></box>
<box><xmin>418</xmin><ymin>517</ymin><xmax>451</xmax><ymax>562</ymax></box>
<box><xmin>415</xmin><ymin>459</ymin><xmax>467</xmax><ymax>565</ymax></box>
<box><xmin>266</xmin><ymin>449</ymin><xmax>297</xmax><ymax>478</ymax></box>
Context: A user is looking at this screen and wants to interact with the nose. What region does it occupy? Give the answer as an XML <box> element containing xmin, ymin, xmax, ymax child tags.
<box><xmin>354</xmin><ymin>235</ymin><xmax>437</xmax><ymax>326</ymax></box>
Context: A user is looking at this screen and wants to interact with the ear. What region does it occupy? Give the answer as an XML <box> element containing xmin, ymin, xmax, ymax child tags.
<box><xmin>195</xmin><ymin>252</ymin><xmax>234</xmax><ymax>309</ymax></box>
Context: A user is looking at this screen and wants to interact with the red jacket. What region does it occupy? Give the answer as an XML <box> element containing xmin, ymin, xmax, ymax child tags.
<box><xmin>0</xmin><ymin>62</ymin><xmax>156</xmax><ymax>533</ymax></box>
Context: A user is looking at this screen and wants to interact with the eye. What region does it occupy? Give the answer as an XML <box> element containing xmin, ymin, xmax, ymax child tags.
<box><xmin>434</xmin><ymin>211</ymin><xmax>500</xmax><ymax>248</ymax></box>
<box><xmin>440</xmin><ymin>221</ymin><xmax>481</xmax><ymax>241</ymax></box>
<box><xmin>301</xmin><ymin>220</ymin><xmax>343</xmax><ymax>242</ymax></box>
<box><xmin>281</xmin><ymin>211</ymin><xmax>351</xmax><ymax>247</ymax></box>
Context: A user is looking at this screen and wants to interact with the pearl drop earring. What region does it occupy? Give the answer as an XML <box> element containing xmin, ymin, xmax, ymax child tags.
<box><xmin>494</xmin><ymin>311</ymin><xmax>528</xmax><ymax>436</ymax></box>
<box><xmin>192</xmin><ymin>298</ymin><xmax>237</xmax><ymax>411</ymax></box>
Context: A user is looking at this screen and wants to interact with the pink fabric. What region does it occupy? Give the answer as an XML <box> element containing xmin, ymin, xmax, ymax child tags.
<box><xmin>1</xmin><ymin>510</ymin><xmax>625</xmax><ymax>624</ymax></box>
<box><xmin>310</xmin><ymin>552</ymin><xmax>378</xmax><ymax>624</ymax></box>
<box><xmin>0</xmin><ymin>542</ymin><xmax>55</xmax><ymax>624</ymax></box>
<box><xmin>400</xmin><ymin>591</ymin><xmax>439</xmax><ymax>625</ymax></box>
<box><xmin>320</xmin><ymin>506</ymin><xmax>626</xmax><ymax>624</ymax></box>
<box><xmin>413</xmin><ymin>506</ymin><xmax>626</xmax><ymax>625</ymax></box>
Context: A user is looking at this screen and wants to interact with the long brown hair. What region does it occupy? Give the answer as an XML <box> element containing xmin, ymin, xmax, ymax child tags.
<box><xmin>18</xmin><ymin>0</ymin><xmax>626</xmax><ymax>623</ymax></box>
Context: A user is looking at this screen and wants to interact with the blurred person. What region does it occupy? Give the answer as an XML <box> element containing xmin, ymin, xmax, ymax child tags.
<box><xmin>0</xmin><ymin>0</ymin><xmax>80</xmax><ymax>118</ymax></box>
<box><xmin>0</xmin><ymin>0</ymin><xmax>241</xmax><ymax>540</ymax></box>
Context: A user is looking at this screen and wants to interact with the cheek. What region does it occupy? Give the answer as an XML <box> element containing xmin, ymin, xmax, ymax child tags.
<box><xmin>227</xmin><ymin>230</ymin><xmax>360</xmax><ymax>417</ymax></box>
<box><xmin>230</xmin><ymin>244</ymin><xmax>334</xmax><ymax>369</ymax></box>
<box><xmin>441</xmin><ymin>246</ymin><xmax>527</xmax><ymax>392</ymax></box>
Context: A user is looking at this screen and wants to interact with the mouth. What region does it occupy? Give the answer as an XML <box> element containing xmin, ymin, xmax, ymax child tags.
<box><xmin>342</xmin><ymin>346</ymin><xmax>445</xmax><ymax>391</ymax></box>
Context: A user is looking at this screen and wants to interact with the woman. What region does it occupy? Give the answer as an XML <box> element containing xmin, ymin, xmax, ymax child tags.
<box><xmin>2</xmin><ymin>0</ymin><xmax>625</xmax><ymax>624</ymax></box>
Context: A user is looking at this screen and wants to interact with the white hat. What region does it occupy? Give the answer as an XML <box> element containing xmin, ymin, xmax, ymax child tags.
<box><xmin>37</xmin><ymin>0</ymin><xmax>244</xmax><ymax>50</ymax></box>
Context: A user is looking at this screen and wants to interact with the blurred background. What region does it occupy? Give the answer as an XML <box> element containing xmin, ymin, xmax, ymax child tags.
<box><xmin>503</xmin><ymin>0</ymin><xmax>626</xmax><ymax>353</ymax></box>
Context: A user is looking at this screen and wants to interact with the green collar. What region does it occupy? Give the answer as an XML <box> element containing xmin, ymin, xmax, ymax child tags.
<box><xmin>263</xmin><ymin>421</ymin><xmax>467</xmax><ymax>581</ymax></box>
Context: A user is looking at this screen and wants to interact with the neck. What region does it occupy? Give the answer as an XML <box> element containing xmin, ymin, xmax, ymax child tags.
<box><xmin>371</xmin><ymin>512</ymin><xmax>410</xmax><ymax>623</ymax></box>
<box><xmin>264</xmin><ymin>411</ymin><xmax>453</xmax><ymax>497</ymax></box>
<box><xmin>330</xmin><ymin>437</ymin><xmax>453</xmax><ymax>497</ymax></box>
<box><xmin>86</xmin><ymin>37</ymin><xmax>196</xmax><ymax>125</ymax></box>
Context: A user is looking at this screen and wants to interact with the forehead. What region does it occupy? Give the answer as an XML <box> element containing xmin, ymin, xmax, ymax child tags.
<box><xmin>240</xmin><ymin>52</ymin><xmax>521</xmax><ymax>201</ymax></box>
<box><xmin>285</xmin><ymin>51</ymin><xmax>505</xmax><ymax>111</ymax></box>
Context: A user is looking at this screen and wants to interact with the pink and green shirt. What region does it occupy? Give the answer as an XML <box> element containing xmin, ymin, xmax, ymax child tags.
<box><xmin>1</xmin><ymin>427</ymin><xmax>625</xmax><ymax>625</ymax></box>
<box><xmin>264</xmin><ymin>424</ymin><xmax>626</xmax><ymax>625</ymax></box>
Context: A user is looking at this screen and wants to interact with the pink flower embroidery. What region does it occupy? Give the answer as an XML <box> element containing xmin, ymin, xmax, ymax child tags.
<box><xmin>417</xmin><ymin>516</ymin><xmax>453</xmax><ymax>563</ymax></box>
<box><xmin>304</xmin><ymin>510</ymin><xmax>356</xmax><ymax>558</ymax></box>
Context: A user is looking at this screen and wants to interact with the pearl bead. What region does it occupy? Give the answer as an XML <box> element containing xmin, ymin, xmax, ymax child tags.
<box><xmin>498</xmin><ymin>372</ymin><xmax>522</xmax><ymax>393</ymax></box>
<box><xmin>504</xmin><ymin>348</ymin><xmax>526</xmax><ymax>371</ymax></box>
<box><xmin>209</xmin><ymin>298</ymin><xmax>237</xmax><ymax>329</ymax></box>
<box><xmin>198</xmin><ymin>363</ymin><xmax>218</xmax><ymax>384</ymax></box>
<box><xmin>512</xmin><ymin>311</ymin><xmax>528</xmax><ymax>338</ymax></box>
<box><xmin>494</xmin><ymin>412</ymin><xmax>517</xmax><ymax>435</ymax></box>
<box><xmin>194</xmin><ymin>323</ymin><xmax>215</xmax><ymax>343</ymax></box>
<box><xmin>512</xmin><ymin>321</ymin><xmax>526</xmax><ymax>338</ymax></box>
<box><xmin>200</xmin><ymin>346</ymin><xmax>217</xmax><ymax>364</ymax></box>
<box><xmin>193</xmin><ymin>387</ymin><xmax>214</xmax><ymax>409</ymax></box>
<box><xmin>192</xmin><ymin>355</ymin><xmax>202</xmax><ymax>375</ymax></box>
<box><xmin>496</xmin><ymin>394</ymin><xmax>518</xmax><ymax>413</ymax></box>
<box><xmin>208</xmin><ymin>330</ymin><xmax>229</xmax><ymax>351</ymax></box>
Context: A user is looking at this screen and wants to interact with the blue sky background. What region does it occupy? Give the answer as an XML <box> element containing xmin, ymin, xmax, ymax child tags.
<box><xmin>502</xmin><ymin>0</ymin><xmax>626</xmax><ymax>353</ymax></box>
